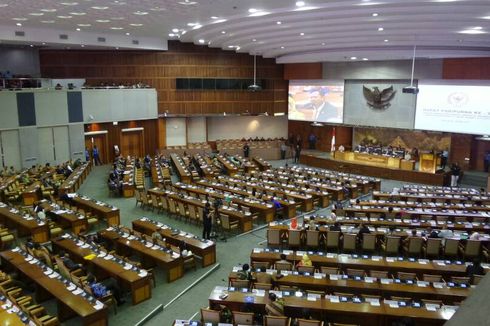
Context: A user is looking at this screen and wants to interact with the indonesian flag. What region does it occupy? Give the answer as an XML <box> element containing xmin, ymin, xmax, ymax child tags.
<box><xmin>331</xmin><ymin>127</ymin><xmax>336</xmax><ymax>152</ymax></box>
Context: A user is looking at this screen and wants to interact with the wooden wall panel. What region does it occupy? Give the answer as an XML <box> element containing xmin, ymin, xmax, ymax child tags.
<box><xmin>288</xmin><ymin>120</ymin><xmax>352</xmax><ymax>152</ymax></box>
<box><xmin>449</xmin><ymin>133</ymin><xmax>473</xmax><ymax>171</ymax></box>
<box><xmin>40</xmin><ymin>41</ymin><xmax>287</xmax><ymax>116</ymax></box>
<box><xmin>442</xmin><ymin>58</ymin><xmax>490</xmax><ymax>79</ymax></box>
<box><xmin>284</xmin><ymin>63</ymin><xmax>323</xmax><ymax>80</ymax></box>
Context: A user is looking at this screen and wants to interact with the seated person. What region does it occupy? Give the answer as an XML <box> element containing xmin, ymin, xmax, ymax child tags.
<box><xmin>403</xmin><ymin>229</ymin><xmax>420</xmax><ymax>246</ymax></box>
<box><xmin>276</xmin><ymin>253</ymin><xmax>289</xmax><ymax>265</ymax></box>
<box><xmin>357</xmin><ymin>224</ymin><xmax>371</xmax><ymax>241</ymax></box>
<box><xmin>329</xmin><ymin>221</ymin><xmax>341</xmax><ymax>232</ymax></box>
<box><xmin>470</xmin><ymin>231</ymin><xmax>481</xmax><ymax>240</ymax></box>
<box><xmin>425</xmin><ymin>227</ymin><xmax>439</xmax><ymax>239</ymax></box>
<box><xmin>466</xmin><ymin>258</ymin><xmax>485</xmax><ymax>279</ymax></box>
<box><xmin>265</xmin><ymin>292</ymin><xmax>285</xmax><ymax>316</ymax></box>
<box><xmin>296</xmin><ymin>254</ymin><xmax>312</xmax><ymax>268</ymax></box>
<box><xmin>438</xmin><ymin>225</ymin><xmax>453</xmax><ymax>239</ymax></box>
<box><xmin>60</xmin><ymin>251</ymin><xmax>82</xmax><ymax>272</ymax></box>
<box><xmin>86</xmin><ymin>273</ymin><xmax>125</xmax><ymax>306</ymax></box>
<box><xmin>237</xmin><ymin>263</ymin><xmax>253</xmax><ymax>280</ymax></box>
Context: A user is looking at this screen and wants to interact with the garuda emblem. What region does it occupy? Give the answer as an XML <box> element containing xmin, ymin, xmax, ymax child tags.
<box><xmin>363</xmin><ymin>85</ymin><xmax>396</xmax><ymax>110</ymax></box>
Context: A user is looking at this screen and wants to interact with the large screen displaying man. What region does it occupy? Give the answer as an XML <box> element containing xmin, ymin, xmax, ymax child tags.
<box><xmin>415</xmin><ymin>82</ymin><xmax>490</xmax><ymax>135</ymax></box>
<box><xmin>288</xmin><ymin>82</ymin><xmax>344</xmax><ymax>123</ymax></box>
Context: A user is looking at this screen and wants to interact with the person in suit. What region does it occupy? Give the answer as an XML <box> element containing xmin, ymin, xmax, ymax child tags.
<box><xmin>466</xmin><ymin>258</ymin><xmax>485</xmax><ymax>279</ymax></box>
<box><xmin>243</xmin><ymin>143</ymin><xmax>250</xmax><ymax>158</ymax></box>
<box><xmin>93</xmin><ymin>145</ymin><xmax>102</xmax><ymax>165</ymax></box>
<box><xmin>310</xmin><ymin>88</ymin><xmax>339</xmax><ymax>122</ymax></box>
<box><xmin>202</xmin><ymin>202</ymin><xmax>212</xmax><ymax>240</ymax></box>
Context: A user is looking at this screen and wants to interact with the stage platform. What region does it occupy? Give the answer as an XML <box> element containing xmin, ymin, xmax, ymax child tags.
<box><xmin>300</xmin><ymin>153</ymin><xmax>451</xmax><ymax>186</ymax></box>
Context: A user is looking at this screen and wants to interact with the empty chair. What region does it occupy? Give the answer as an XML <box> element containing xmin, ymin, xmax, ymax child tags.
<box><xmin>288</xmin><ymin>229</ymin><xmax>302</xmax><ymax>248</ymax></box>
<box><xmin>342</xmin><ymin>233</ymin><xmax>357</xmax><ymax>252</ymax></box>
<box><xmin>297</xmin><ymin>319</ymin><xmax>324</xmax><ymax>326</ymax></box>
<box><xmin>232</xmin><ymin>311</ymin><xmax>254</xmax><ymax>325</ymax></box>
<box><xmin>381</xmin><ymin>236</ymin><xmax>401</xmax><ymax>256</ymax></box>
<box><xmin>450</xmin><ymin>276</ymin><xmax>470</xmax><ymax>285</ymax></box>
<box><xmin>444</xmin><ymin>239</ymin><xmax>460</xmax><ymax>258</ymax></box>
<box><xmin>254</xmin><ymin>282</ymin><xmax>273</xmax><ymax>290</ymax></box>
<box><xmin>361</xmin><ymin>233</ymin><xmax>377</xmax><ymax>253</ymax></box>
<box><xmin>252</xmin><ymin>261</ymin><xmax>270</xmax><ymax>270</ymax></box>
<box><xmin>320</xmin><ymin>266</ymin><xmax>340</xmax><ymax>275</ymax></box>
<box><xmin>459</xmin><ymin>240</ymin><xmax>481</xmax><ymax>260</ymax></box>
<box><xmin>424</xmin><ymin>238</ymin><xmax>442</xmax><ymax>258</ymax></box>
<box><xmin>268</xmin><ymin>229</ymin><xmax>282</xmax><ymax>248</ymax></box>
<box><xmin>150</xmin><ymin>193</ymin><xmax>162</xmax><ymax>212</ymax></box>
<box><xmin>397</xmin><ymin>272</ymin><xmax>417</xmax><ymax>281</ymax></box>
<box><xmin>369</xmin><ymin>270</ymin><xmax>390</xmax><ymax>279</ymax></box>
<box><xmin>276</xmin><ymin>262</ymin><xmax>293</xmax><ymax>272</ymax></box>
<box><xmin>201</xmin><ymin>308</ymin><xmax>220</xmax><ymax>323</ymax></box>
<box><xmin>403</xmin><ymin>237</ymin><xmax>424</xmax><ymax>257</ymax></box>
<box><xmin>265</xmin><ymin>316</ymin><xmax>291</xmax><ymax>326</ymax></box>
<box><xmin>297</xmin><ymin>265</ymin><xmax>315</xmax><ymax>274</ymax></box>
<box><xmin>231</xmin><ymin>279</ymin><xmax>249</xmax><ymax>289</ymax></box>
<box><xmin>346</xmin><ymin>269</ymin><xmax>365</xmax><ymax>278</ymax></box>
<box><xmin>177</xmin><ymin>201</ymin><xmax>190</xmax><ymax>222</ymax></box>
<box><xmin>306</xmin><ymin>230</ymin><xmax>320</xmax><ymax>249</ymax></box>
<box><xmin>422</xmin><ymin>299</ymin><xmax>443</xmax><ymax>307</ymax></box>
<box><xmin>326</xmin><ymin>231</ymin><xmax>340</xmax><ymax>252</ymax></box>
<box><xmin>220</xmin><ymin>214</ymin><xmax>239</xmax><ymax>238</ymax></box>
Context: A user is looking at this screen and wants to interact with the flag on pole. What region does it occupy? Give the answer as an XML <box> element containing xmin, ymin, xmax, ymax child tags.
<box><xmin>330</xmin><ymin>127</ymin><xmax>336</xmax><ymax>152</ymax></box>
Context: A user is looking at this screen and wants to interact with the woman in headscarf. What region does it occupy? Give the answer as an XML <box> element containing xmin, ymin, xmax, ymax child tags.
<box><xmin>296</xmin><ymin>254</ymin><xmax>312</xmax><ymax>268</ymax></box>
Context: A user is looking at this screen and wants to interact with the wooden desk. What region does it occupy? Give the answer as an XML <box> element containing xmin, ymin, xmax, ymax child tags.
<box><xmin>71</xmin><ymin>195</ymin><xmax>120</xmax><ymax>226</ymax></box>
<box><xmin>208</xmin><ymin>286</ymin><xmax>456</xmax><ymax>325</ymax></box>
<box><xmin>253</xmin><ymin>157</ymin><xmax>272</xmax><ymax>171</ymax></box>
<box><xmin>0</xmin><ymin>205</ymin><xmax>49</xmax><ymax>242</ymax></box>
<box><xmin>217</xmin><ymin>155</ymin><xmax>238</xmax><ymax>176</ymax></box>
<box><xmin>52</xmin><ymin>236</ymin><xmax>152</xmax><ymax>305</ymax></box>
<box><xmin>170</xmin><ymin>153</ymin><xmax>192</xmax><ymax>184</ymax></box>
<box><xmin>132</xmin><ymin>218</ymin><xmax>217</xmax><ymax>267</ymax></box>
<box><xmin>39</xmin><ymin>200</ymin><xmax>88</xmax><ymax>234</ymax></box>
<box><xmin>22</xmin><ymin>181</ymin><xmax>41</xmax><ymax>206</ymax></box>
<box><xmin>58</xmin><ymin>162</ymin><xmax>92</xmax><ymax>196</ymax></box>
<box><xmin>250</xmin><ymin>249</ymin><xmax>470</xmax><ymax>277</ymax></box>
<box><xmin>98</xmin><ymin>229</ymin><xmax>184</xmax><ymax>282</ymax></box>
<box><xmin>121</xmin><ymin>158</ymin><xmax>136</xmax><ymax>197</ymax></box>
<box><xmin>0</xmin><ymin>250</ymin><xmax>108</xmax><ymax>326</ymax></box>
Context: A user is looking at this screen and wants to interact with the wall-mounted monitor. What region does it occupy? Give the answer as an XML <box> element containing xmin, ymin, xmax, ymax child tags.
<box><xmin>288</xmin><ymin>81</ymin><xmax>344</xmax><ymax>123</ymax></box>
<box><xmin>415</xmin><ymin>81</ymin><xmax>490</xmax><ymax>135</ymax></box>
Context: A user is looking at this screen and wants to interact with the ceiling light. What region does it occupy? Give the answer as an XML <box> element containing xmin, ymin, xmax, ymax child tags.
<box><xmin>57</xmin><ymin>16</ymin><xmax>73</xmax><ymax>19</ymax></box>
<box><xmin>12</xmin><ymin>18</ymin><xmax>28</xmax><ymax>21</ymax></box>
<box><xmin>187</xmin><ymin>22</ymin><xmax>197</xmax><ymax>26</ymax></box>
<box><xmin>0</xmin><ymin>4</ymin><xmax>8</xmax><ymax>7</ymax></box>
<box><xmin>172</xmin><ymin>28</ymin><xmax>179</xmax><ymax>33</ymax></box>
<box><xmin>459</xmin><ymin>29</ymin><xmax>486</xmax><ymax>34</ymax></box>
<box><xmin>41</xmin><ymin>20</ymin><xmax>55</xmax><ymax>23</ymax></box>
<box><xmin>40</xmin><ymin>9</ymin><xmax>57</xmax><ymax>12</ymax></box>
<box><xmin>192</xmin><ymin>25</ymin><xmax>202</xmax><ymax>30</ymax></box>
<box><xmin>30</xmin><ymin>44</ymin><xmax>34</xmax><ymax>47</ymax></box>
<box><xmin>169</xmin><ymin>33</ymin><xmax>175</xmax><ymax>37</ymax></box>
<box><xmin>276</xmin><ymin>21</ymin><xmax>282</xmax><ymax>24</ymax></box>
<box><xmin>322</xmin><ymin>42</ymin><xmax>326</xmax><ymax>45</ymax></box>
<box><xmin>296</xmin><ymin>1</ymin><xmax>305</xmax><ymax>6</ymax></box>
<box><xmin>125</xmin><ymin>32</ymin><xmax>130</xmax><ymax>35</ymax></box>
<box><xmin>76</xmin><ymin>28</ymin><xmax>81</xmax><ymax>31</ymax></box>
<box><xmin>130</xmin><ymin>23</ymin><xmax>143</xmax><ymax>26</ymax></box>
<box><xmin>42</xmin><ymin>42</ymin><xmax>46</xmax><ymax>45</ymax></box>
<box><xmin>212</xmin><ymin>19</ymin><xmax>227</xmax><ymax>23</ymax></box>
<box><xmin>211</xmin><ymin>16</ymin><xmax>219</xmax><ymax>19</ymax></box>
<box><xmin>178</xmin><ymin>0</ymin><xmax>197</xmax><ymax>5</ymax></box>
<box><xmin>96</xmin><ymin>19</ymin><xmax>111</xmax><ymax>23</ymax></box>
<box><xmin>78</xmin><ymin>23</ymin><xmax>91</xmax><ymax>27</ymax></box>
<box><xmin>29</xmin><ymin>13</ymin><xmax>44</xmax><ymax>16</ymax></box>
<box><xmin>61</xmin><ymin>2</ymin><xmax>78</xmax><ymax>5</ymax></box>
<box><xmin>181</xmin><ymin>30</ymin><xmax>186</xmax><ymax>34</ymax></box>
<box><xmin>252</xmin><ymin>39</ymin><xmax>257</xmax><ymax>42</ymax></box>
<box><xmin>362</xmin><ymin>58</ymin><xmax>369</xmax><ymax>61</ymax></box>
<box><xmin>133</xmin><ymin>11</ymin><xmax>148</xmax><ymax>15</ymax></box>
<box><xmin>150</xmin><ymin>7</ymin><xmax>165</xmax><ymax>11</ymax></box>
<box><xmin>294</xmin><ymin>6</ymin><xmax>317</xmax><ymax>11</ymax></box>
<box><xmin>249</xmin><ymin>11</ymin><xmax>270</xmax><ymax>17</ymax></box>
<box><xmin>70</xmin><ymin>12</ymin><xmax>86</xmax><ymax>15</ymax></box>
<box><xmin>91</xmin><ymin>6</ymin><xmax>109</xmax><ymax>10</ymax></box>
<box><xmin>482</xmin><ymin>16</ymin><xmax>490</xmax><ymax>20</ymax></box>
<box><xmin>350</xmin><ymin>56</ymin><xmax>357</xmax><ymax>60</ymax></box>
<box><xmin>384</xmin><ymin>39</ymin><xmax>389</xmax><ymax>42</ymax></box>
<box><xmin>378</xmin><ymin>27</ymin><xmax>384</xmax><ymax>31</ymax></box>
<box><xmin>473</xmin><ymin>26</ymin><xmax>483</xmax><ymax>30</ymax></box>
<box><xmin>81</xmin><ymin>44</ymin><xmax>85</xmax><ymax>47</ymax></box>
<box><xmin>300</xmin><ymin>32</ymin><xmax>305</xmax><ymax>36</ymax></box>
<box><xmin>372</xmin><ymin>13</ymin><xmax>378</xmax><ymax>16</ymax></box>
<box><xmin>280</xmin><ymin>46</ymin><xmax>285</xmax><ymax>49</ymax></box>
<box><xmin>248</xmin><ymin>8</ymin><xmax>258</xmax><ymax>13</ymax></box>
<box><xmin>16</xmin><ymin>23</ymin><xmax>22</xmax><ymax>26</ymax></box>
<box><xmin>198</xmin><ymin>39</ymin><xmax>205</xmax><ymax>44</ymax></box>
<box><xmin>221</xmin><ymin>31</ymin><xmax>226</xmax><ymax>34</ymax></box>
<box><xmin>115</xmin><ymin>47</ymin><xmax>119</xmax><ymax>50</ymax></box>
<box><xmin>110</xmin><ymin>27</ymin><xmax>124</xmax><ymax>30</ymax></box>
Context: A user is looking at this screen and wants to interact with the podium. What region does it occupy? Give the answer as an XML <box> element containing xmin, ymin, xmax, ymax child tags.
<box><xmin>419</xmin><ymin>153</ymin><xmax>438</xmax><ymax>173</ymax></box>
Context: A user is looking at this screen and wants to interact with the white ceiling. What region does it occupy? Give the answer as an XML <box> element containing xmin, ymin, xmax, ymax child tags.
<box><xmin>0</xmin><ymin>0</ymin><xmax>489</xmax><ymax>62</ymax></box>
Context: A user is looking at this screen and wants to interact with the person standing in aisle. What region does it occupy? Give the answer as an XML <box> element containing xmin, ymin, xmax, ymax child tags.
<box><xmin>93</xmin><ymin>145</ymin><xmax>102</xmax><ymax>165</ymax></box>
<box><xmin>243</xmin><ymin>143</ymin><xmax>250</xmax><ymax>158</ymax></box>
<box><xmin>202</xmin><ymin>202</ymin><xmax>212</xmax><ymax>240</ymax></box>
<box><xmin>294</xmin><ymin>143</ymin><xmax>301</xmax><ymax>163</ymax></box>
<box><xmin>280</xmin><ymin>142</ymin><xmax>287</xmax><ymax>160</ymax></box>
<box><xmin>450</xmin><ymin>163</ymin><xmax>461</xmax><ymax>187</ymax></box>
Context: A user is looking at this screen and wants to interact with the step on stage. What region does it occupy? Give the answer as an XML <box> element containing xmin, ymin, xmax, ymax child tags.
<box><xmin>300</xmin><ymin>153</ymin><xmax>451</xmax><ymax>186</ymax></box>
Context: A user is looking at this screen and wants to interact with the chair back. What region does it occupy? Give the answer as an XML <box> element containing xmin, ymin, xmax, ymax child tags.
<box><xmin>150</xmin><ymin>193</ymin><xmax>159</xmax><ymax>207</ymax></box>
<box><xmin>232</xmin><ymin>311</ymin><xmax>254</xmax><ymax>325</ymax></box>
<box><xmin>425</xmin><ymin>238</ymin><xmax>442</xmax><ymax>257</ymax></box>
<box><xmin>231</xmin><ymin>279</ymin><xmax>249</xmax><ymax>289</ymax></box>
<box><xmin>369</xmin><ymin>270</ymin><xmax>389</xmax><ymax>279</ymax></box>
<box><xmin>362</xmin><ymin>233</ymin><xmax>376</xmax><ymax>251</ymax></box>
<box><xmin>252</xmin><ymin>261</ymin><xmax>270</xmax><ymax>270</ymax></box>
<box><xmin>464</xmin><ymin>240</ymin><xmax>481</xmax><ymax>258</ymax></box>
<box><xmin>297</xmin><ymin>265</ymin><xmax>315</xmax><ymax>274</ymax></box>
<box><xmin>275</xmin><ymin>262</ymin><xmax>292</xmax><ymax>272</ymax></box>
<box><xmin>397</xmin><ymin>272</ymin><xmax>416</xmax><ymax>281</ymax></box>
<box><xmin>297</xmin><ymin>319</ymin><xmax>323</xmax><ymax>326</ymax></box>
<box><xmin>444</xmin><ymin>238</ymin><xmax>459</xmax><ymax>256</ymax></box>
<box><xmin>161</xmin><ymin>196</ymin><xmax>169</xmax><ymax>210</ymax></box>
<box><xmin>343</xmin><ymin>233</ymin><xmax>357</xmax><ymax>252</ymax></box>
<box><xmin>220</xmin><ymin>214</ymin><xmax>231</xmax><ymax>229</ymax></box>
<box><xmin>264</xmin><ymin>316</ymin><xmax>290</xmax><ymax>326</ymax></box>
<box><xmin>320</xmin><ymin>266</ymin><xmax>339</xmax><ymax>275</ymax></box>
<box><xmin>53</xmin><ymin>256</ymin><xmax>72</xmax><ymax>280</ymax></box>
<box><xmin>168</xmin><ymin>199</ymin><xmax>177</xmax><ymax>214</ymax></box>
<box><xmin>346</xmin><ymin>268</ymin><xmax>365</xmax><ymax>277</ymax></box>
<box><xmin>177</xmin><ymin>202</ymin><xmax>186</xmax><ymax>216</ymax></box>
<box><xmin>201</xmin><ymin>308</ymin><xmax>220</xmax><ymax>323</ymax></box>
<box><xmin>473</xmin><ymin>274</ymin><xmax>484</xmax><ymax>285</ymax></box>
<box><xmin>267</xmin><ymin>229</ymin><xmax>282</xmax><ymax>247</ymax></box>
<box><xmin>306</xmin><ymin>230</ymin><xmax>320</xmax><ymax>248</ymax></box>
<box><xmin>326</xmin><ymin>231</ymin><xmax>340</xmax><ymax>249</ymax></box>
<box><xmin>385</xmin><ymin>236</ymin><xmax>400</xmax><ymax>255</ymax></box>
<box><xmin>407</xmin><ymin>237</ymin><xmax>424</xmax><ymax>255</ymax></box>
<box><xmin>423</xmin><ymin>274</ymin><xmax>442</xmax><ymax>283</ymax></box>
<box><xmin>288</xmin><ymin>229</ymin><xmax>301</xmax><ymax>248</ymax></box>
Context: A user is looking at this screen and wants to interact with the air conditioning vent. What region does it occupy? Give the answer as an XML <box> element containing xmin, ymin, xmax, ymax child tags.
<box><xmin>97</xmin><ymin>37</ymin><xmax>106</xmax><ymax>43</ymax></box>
<box><xmin>59</xmin><ymin>34</ymin><xmax>68</xmax><ymax>40</ymax></box>
<box><xmin>15</xmin><ymin>31</ymin><xmax>25</xmax><ymax>37</ymax></box>
<box><xmin>132</xmin><ymin>40</ymin><xmax>139</xmax><ymax>45</ymax></box>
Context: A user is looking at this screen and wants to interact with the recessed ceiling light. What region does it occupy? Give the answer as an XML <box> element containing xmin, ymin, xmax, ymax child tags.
<box><xmin>211</xmin><ymin>16</ymin><xmax>219</xmax><ymax>19</ymax></box>
<box><xmin>192</xmin><ymin>25</ymin><xmax>202</xmax><ymax>30</ymax></box>
<box><xmin>459</xmin><ymin>29</ymin><xmax>486</xmax><ymax>34</ymax></box>
<box><xmin>41</xmin><ymin>20</ymin><xmax>55</xmax><ymax>23</ymax></box>
<box><xmin>321</xmin><ymin>42</ymin><xmax>326</xmax><ymax>45</ymax></box>
<box><xmin>372</xmin><ymin>13</ymin><xmax>378</xmax><ymax>16</ymax></box>
<box><xmin>61</xmin><ymin>2</ymin><xmax>78</xmax><ymax>6</ymax></box>
<box><xmin>150</xmin><ymin>7</ymin><xmax>165</xmax><ymax>11</ymax></box>
<box><xmin>483</xmin><ymin>16</ymin><xmax>490</xmax><ymax>20</ymax></box>
<box><xmin>252</xmin><ymin>39</ymin><xmax>257</xmax><ymax>42</ymax></box>
<box><xmin>115</xmin><ymin>47</ymin><xmax>119</xmax><ymax>50</ymax></box>
<box><xmin>81</xmin><ymin>44</ymin><xmax>85</xmax><ymax>47</ymax></box>
<box><xmin>384</xmin><ymin>39</ymin><xmax>389</xmax><ymax>42</ymax></box>
<box><xmin>296</xmin><ymin>1</ymin><xmax>305</xmax><ymax>6</ymax></box>
<box><xmin>78</xmin><ymin>23</ymin><xmax>91</xmax><ymax>27</ymax></box>
<box><xmin>76</xmin><ymin>28</ymin><xmax>81</xmax><ymax>31</ymax></box>
<box><xmin>212</xmin><ymin>19</ymin><xmax>227</xmax><ymax>23</ymax></box>
<box><xmin>30</xmin><ymin>44</ymin><xmax>34</xmax><ymax>47</ymax></box>
<box><xmin>378</xmin><ymin>27</ymin><xmax>384</xmax><ymax>31</ymax></box>
<box><xmin>172</xmin><ymin>28</ymin><xmax>179</xmax><ymax>33</ymax></box>
<box><xmin>350</xmin><ymin>56</ymin><xmax>357</xmax><ymax>60</ymax></box>
<box><xmin>178</xmin><ymin>0</ymin><xmax>197</xmax><ymax>5</ymax></box>
<box><xmin>0</xmin><ymin>4</ymin><xmax>8</xmax><ymax>7</ymax></box>
<box><xmin>110</xmin><ymin>27</ymin><xmax>124</xmax><ymax>30</ymax></box>
<box><xmin>169</xmin><ymin>33</ymin><xmax>175</xmax><ymax>37</ymax></box>
<box><xmin>42</xmin><ymin>42</ymin><xmax>46</xmax><ymax>45</ymax></box>
<box><xmin>221</xmin><ymin>31</ymin><xmax>226</xmax><ymax>34</ymax></box>
<box><xmin>16</xmin><ymin>23</ymin><xmax>22</xmax><ymax>26</ymax></box>
<box><xmin>362</xmin><ymin>58</ymin><xmax>369</xmax><ymax>61</ymax></box>
<box><xmin>29</xmin><ymin>13</ymin><xmax>44</xmax><ymax>16</ymax></box>
<box><xmin>96</xmin><ymin>19</ymin><xmax>111</xmax><ymax>23</ymax></box>
<box><xmin>125</xmin><ymin>32</ymin><xmax>130</xmax><ymax>35</ymax></box>
<box><xmin>91</xmin><ymin>6</ymin><xmax>109</xmax><ymax>10</ymax></box>
<box><xmin>473</xmin><ymin>26</ymin><xmax>483</xmax><ymax>30</ymax></box>
<box><xmin>276</xmin><ymin>21</ymin><xmax>282</xmax><ymax>25</ymax></box>
<box><xmin>12</xmin><ymin>18</ymin><xmax>28</xmax><ymax>21</ymax></box>
<box><xmin>198</xmin><ymin>39</ymin><xmax>205</xmax><ymax>44</ymax></box>
<box><xmin>249</xmin><ymin>11</ymin><xmax>270</xmax><ymax>17</ymax></box>
<box><xmin>40</xmin><ymin>9</ymin><xmax>57</xmax><ymax>12</ymax></box>
<box><xmin>133</xmin><ymin>11</ymin><xmax>148</xmax><ymax>15</ymax></box>
<box><xmin>300</xmin><ymin>32</ymin><xmax>305</xmax><ymax>36</ymax></box>
<box><xmin>280</xmin><ymin>46</ymin><xmax>285</xmax><ymax>49</ymax></box>
<box><xmin>187</xmin><ymin>22</ymin><xmax>197</xmax><ymax>26</ymax></box>
<box><xmin>248</xmin><ymin>8</ymin><xmax>258</xmax><ymax>13</ymax></box>
<box><xmin>130</xmin><ymin>23</ymin><xmax>143</xmax><ymax>26</ymax></box>
<box><xmin>70</xmin><ymin>12</ymin><xmax>86</xmax><ymax>15</ymax></box>
<box><xmin>57</xmin><ymin>15</ymin><xmax>73</xmax><ymax>19</ymax></box>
